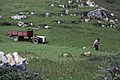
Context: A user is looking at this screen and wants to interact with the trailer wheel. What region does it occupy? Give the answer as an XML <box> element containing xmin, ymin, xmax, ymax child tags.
<box><xmin>18</xmin><ymin>36</ymin><xmax>24</xmax><ymax>41</ymax></box>
<box><xmin>13</xmin><ymin>36</ymin><xmax>18</xmax><ymax>41</ymax></box>
<box><xmin>33</xmin><ymin>38</ymin><xmax>39</xmax><ymax>44</ymax></box>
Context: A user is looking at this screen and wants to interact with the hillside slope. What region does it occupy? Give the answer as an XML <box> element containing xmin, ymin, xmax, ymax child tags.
<box><xmin>0</xmin><ymin>0</ymin><xmax>120</xmax><ymax>80</ymax></box>
<box><xmin>95</xmin><ymin>0</ymin><xmax>120</xmax><ymax>17</ymax></box>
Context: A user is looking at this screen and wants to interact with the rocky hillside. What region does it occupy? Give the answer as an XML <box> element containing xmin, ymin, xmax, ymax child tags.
<box><xmin>95</xmin><ymin>0</ymin><xmax>120</xmax><ymax>17</ymax></box>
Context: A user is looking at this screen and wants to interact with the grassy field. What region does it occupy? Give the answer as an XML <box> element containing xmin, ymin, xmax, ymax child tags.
<box><xmin>0</xmin><ymin>0</ymin><xmax>120</xmax><ymax>80</ymax></box>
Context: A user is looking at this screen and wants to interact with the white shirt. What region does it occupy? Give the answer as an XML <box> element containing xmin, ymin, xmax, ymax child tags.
<box><xmin>94</xmin><ymin>40</ymin><xmax>99</xmax><ymax>45</ymax></box>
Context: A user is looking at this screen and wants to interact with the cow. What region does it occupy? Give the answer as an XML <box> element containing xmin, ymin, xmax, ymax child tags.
<box><xmin>17</xmin><ymin>21</ymin><xmax>33</xmax><ymax>27</ymax></box>
<box><xmin>11</xmin><ymin>14</ymin><xmax>27</xmax><ymax>20</ymax></box>
<box><xmin>0</xmin><ymin>16</ymin><xmax>4</xmax><ymax>19</ymax></box>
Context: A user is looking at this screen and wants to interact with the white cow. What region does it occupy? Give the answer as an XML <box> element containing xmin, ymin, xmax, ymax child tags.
<box><xmin>17</xmin><ymin>21</ymin><xmax>27</xmax><ymax>27</ymax></box>
<box><xmin>0</xmin><ymin>16</ymin><xmax>4</xmax><ymax>19</ymax></box>
<box><xmin>45</xmin><ymin>13</ymin><xmax>50</xmax><ymax>17</ymax></box>
<box><xmin>68</xmin><ymin>1</ymin><xmax>72</xmax><ymax>4</ymax></box>
<box><xmin>11</xmin><ymin>14</ymin><xmax>27</xmax><ymax>20</ymax></box>
<box><xmin>59</xmin><ymin>4</ymin><xmax>65</xmax><ymax>8</ymax></box>
<box><xmin>50</xmin><ymin>4</ymin><xmax>55</xmax><ymax>7</ymax></box>
<box><xmin>86</xmin><ymin>0</ymin><xmax>97</xmax><ymax>7</ymax></box>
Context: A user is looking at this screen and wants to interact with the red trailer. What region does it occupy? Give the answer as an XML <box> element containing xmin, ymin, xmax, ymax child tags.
<box><xmin>7</xmin><ymin>29</ymin><xmax>33</xmax><ymax>41</ymax></box>
<box><xmin>6</xmin><ymin>29</ymin><xmax>46</xmax><ymax>44</ymax></box>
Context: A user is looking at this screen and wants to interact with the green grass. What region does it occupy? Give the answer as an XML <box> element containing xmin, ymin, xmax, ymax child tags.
<box><xmin>0</xmin><ymin>0</ymin><xmax>120</xmax><ymax>80</ymax></box>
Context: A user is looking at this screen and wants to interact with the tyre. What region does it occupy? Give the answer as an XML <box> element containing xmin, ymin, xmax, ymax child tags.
<box><xmin>18</xmin><ymin>36</ymin><xmax>24</xmax><ymax>41</ymax></box>
<box><xmin>13</xmin><ymin>36</ymin><xmax>18</xmax><ymax>41</ymax></box>
<box><xmin>38</xmin><ymin>38</ymin><xmax>43</xmax><ymax>43</ymax></box>
<box><xmin>33</xmin><ymin>38</ymin><xmax>39</xmax><ymax>44</ymax></box>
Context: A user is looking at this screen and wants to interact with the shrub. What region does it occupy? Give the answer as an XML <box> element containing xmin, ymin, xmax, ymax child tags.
<box><xmin>0</xmin><ymin>66</ymin><xmax>43</xmax><ymax>80</ymax></box>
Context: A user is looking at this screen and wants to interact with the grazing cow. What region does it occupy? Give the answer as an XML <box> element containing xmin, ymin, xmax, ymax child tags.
<box><xmin>45</xmin><ymin>12</ymin><xmax>50</xmax><ymax>17</ymax></box>
<box><xmin>68</xmin><ymin>1</ymin><xmax>73</xmax><ymax>4</ymax></box>
<box><xmin>17</xmin><ymin>21</ymin><xmax>27</xmax><ymax>27</ymax></box>
<box><xmin>97</xmin><ymin>19</ymin><xmax>117</xmax><ymax>28</ymax></box>
<box><xmin>38</xmin><ymin>24</ymin><xmax>51</xmax><ymax>29</ymax></box>
<box><xmin>50</xmin><ymin>4</ymin><xmax>55</xmax><ymax>7</ymax></box>
<box><xmin>17</xmin><ymin>21</ymin><xmax>33</xmax><ymax>27</ymax></box>
<box><xmin>59</xmin><ymin>9</ymin><xmax>70</xmax><ymax>16</ymax></box>
<box><xmin>86</xmin><ymin>0</ymin><xmax>98</xmax><ymax>7</ymax></box>
<box><xmin>53</xmin><ymin>20</ymin><xmax>65</xmax><ymax>24</ymax></box>
<box><xmin>109</xmin><ymin>19</ymin><xmax>118</xmax><ymax>28</ymax></box>
<box><xmin>72</xmin><ymin>0</ymin><xmax>81</xmax><ymax>3</ymax></box>
<box><xmin>59</xmin><ymin>4</ymin><xmax>65</xmax><ymax>8</ymax></box>
<box><xmin>79</xmin><ymin>2</ymin><xmax>89</xmax><ymax>7</ymax></box>
<box><xmin>0</xmin><ymin>16</ymin><xmax>4</xmax><ymax>19</ymax></box>
<box><xmin>18</xmin><ymin>11</ymin><xmax>35</xmax><ymax>15</ymax></box>
<box><xmin>11</xmin><ymin>14</ymin><xmax>27</xmax><ymax>20</ymax></box>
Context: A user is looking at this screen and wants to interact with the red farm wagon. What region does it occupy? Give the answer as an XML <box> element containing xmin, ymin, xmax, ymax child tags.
<box><xmin>6</xmin><ymin>29</ymin><xmax>46</xmax><ymax>44</ymax></box>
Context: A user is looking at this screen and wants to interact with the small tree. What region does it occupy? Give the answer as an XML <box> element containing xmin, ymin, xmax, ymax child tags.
<box><xmin>97</xmin><ymin>57</ymin><xmax>120</xmax><ymax>80</ymax></box>
<box><xmin>0</xmin><ymin>66</ymin><xmax>43</xmax><ymax>80</ymax></box>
